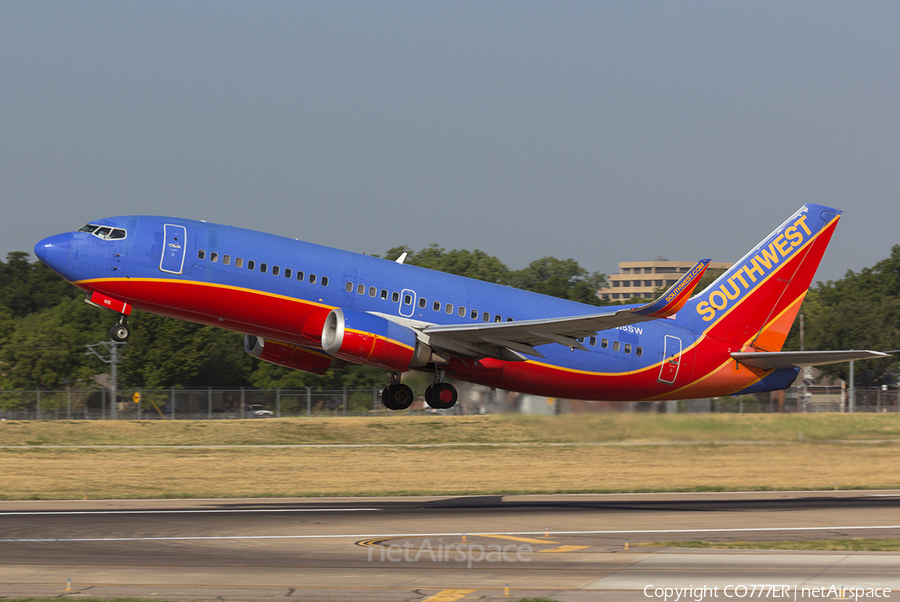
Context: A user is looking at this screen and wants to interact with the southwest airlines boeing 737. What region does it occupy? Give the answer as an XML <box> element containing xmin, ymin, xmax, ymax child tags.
<box><xmin>34</xmin><ymin>204</ymin><xmax>886</xmax><ymax>410</ymax></box>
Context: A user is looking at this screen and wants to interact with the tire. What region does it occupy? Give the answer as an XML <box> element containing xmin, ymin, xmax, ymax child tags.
<box><xmin>429</xmin><ymin>383</ymin><xmax>458</xmax><ymax>409</ymax></box>
<box><xmin>382</xmin><ymin>384</ymin><xmax>414</xmax><ymax>410</ymax></box>
<box><xmin>110</xmin><ymin>323</ymin><xmax>130</xmax><ymax>342</ymax></box>
<box><xmin>381</xmin><ymin>387</ymin><xmax>397</xmax><ymax>411</ymax></box>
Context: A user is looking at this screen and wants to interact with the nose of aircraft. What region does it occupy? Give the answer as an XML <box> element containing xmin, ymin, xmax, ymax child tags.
<box><xmin>34</xmin><ymin>233</ymin><xmax>74</xmax><ymax>278</ymax></box>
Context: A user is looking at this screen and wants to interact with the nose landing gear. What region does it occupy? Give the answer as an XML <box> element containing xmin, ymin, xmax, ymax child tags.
<box><xmin>110</xmin><ymin>317</ymin><xmax>130</xmax><ymax>342</ymax></box>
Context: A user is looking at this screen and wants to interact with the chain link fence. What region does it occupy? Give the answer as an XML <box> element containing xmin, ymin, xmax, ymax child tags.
<box><xmin>0</xmin><ymin>387</ymin><xmax>395</xmax><ymax>420</ymax></box>
<box><xmin>0</xmin><ymin>385</ymin><xmax>897</xmax><ymax>420</ymax></box>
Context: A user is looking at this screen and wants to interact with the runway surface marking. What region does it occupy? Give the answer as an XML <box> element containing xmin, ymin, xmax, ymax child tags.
<box><xmin>5</xmin><ymin>524</ymin><xmax>900</xmax><ymax>543</ymax></box>
<box><xmin>0</xmin><ymin>508</ymin><xmax>379</xmax><ymax>516</ymax></box>
<box><xmin>479</xmin><ymin>534</ymin><xmax>557</xmax><ymax>544</ymax></box>
<box><xmin>421</xmin><ymin>590</ymin><xmax>475</xmax><ymax>602</ymax></box>
<box><xmin>538</xmin><ymin>545</ymin><xmax>590</xmax><ymax>552</ymax></box>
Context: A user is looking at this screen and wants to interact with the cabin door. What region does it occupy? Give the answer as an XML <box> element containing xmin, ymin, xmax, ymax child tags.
<box><xmin>159</xmin><ymin>224</ymin><xmax>187</xmax><ymax>275</ymax></box>
<box><xmin>658</xmin><ymin>335</ymin><xmax>683</xmax><ymax>384</ymax></box>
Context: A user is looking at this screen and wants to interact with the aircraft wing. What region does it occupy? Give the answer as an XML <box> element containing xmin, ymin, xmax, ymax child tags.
<box><xmin>421</xmin><ymin>259</ymin><xmax>711</xmax><ymax>360</ymax></box>
<box><xmin>731</xmin><ymin>350</ymin><xmax>891</xmax><ymax>370</ymax></box>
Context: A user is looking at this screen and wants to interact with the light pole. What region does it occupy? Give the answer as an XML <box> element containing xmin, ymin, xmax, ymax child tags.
<box><xmin>85</xmin><ymin>341</ymin><xmax>125</xmax><ymax>420</ymax></box>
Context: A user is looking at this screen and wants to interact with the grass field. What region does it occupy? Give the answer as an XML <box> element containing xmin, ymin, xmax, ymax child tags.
<box><xmin>2</xmin><ymin>412</ymin><xmax>900</xmax><ymax>446</ymax></box>
<box><xmin>1</xmin><ymin>414</ymin><xmax>899</xmax><ymax>500</ymax></box>
<box><xmin>643</xmin><ymin>539</ymin><xmax>900</xmax><ymax>551</ymax></box>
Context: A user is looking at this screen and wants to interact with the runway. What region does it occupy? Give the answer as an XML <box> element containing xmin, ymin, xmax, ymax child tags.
<box><xmin>2</xmin><ymin>491</ymin><xmax>900</xmax><ymax>601</ymax></box>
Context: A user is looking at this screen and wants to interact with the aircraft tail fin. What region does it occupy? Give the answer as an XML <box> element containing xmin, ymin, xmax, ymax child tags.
<box><xmin>684</xmin><ymin>204</ymin><xmax>841</xmax><ymax>352</ymax></box>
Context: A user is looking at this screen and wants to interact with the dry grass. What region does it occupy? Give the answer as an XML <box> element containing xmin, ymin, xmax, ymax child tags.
<box><xmin>2</xmin><ymin>441</ymin><xmax>899</xmax><ymax>500</ymax></box>
<box><xmin>644</xmin><ymin>539</ymin><xmax>900</xmax><ymax>551</ymax></box>
<box><xmin>2</xmin><ymin>413</ymin><xmax>900</xmax><ymax>447</ymax></box>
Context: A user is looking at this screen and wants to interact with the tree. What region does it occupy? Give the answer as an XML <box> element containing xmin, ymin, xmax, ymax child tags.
<box><xmin>789</xmin><ymin>245</ymin><xmax>900</xmax><ymax>384</ymax></box>
<box><xmin>503</xmin><ymin>257</ymin><xmax>607</xmax><ymax>306</ymax></box>
<box><xmin>0</xmin><ymin>252</ymin><xmax>80</xmax><ymax>318</ymax></box>
<box><xmin>0</xmin><ymin>298</ymin><xmax>107</xmax><ymax>390</ymax></box>
<box><xmin>119</xmin><ymin>311</ymin><xmax>254</xmax><ymax>389</ymax></box>
<box><xmin>383</xmin><ymin>244</ymin><xmax>510</xmax><ymax>283</ymax></box>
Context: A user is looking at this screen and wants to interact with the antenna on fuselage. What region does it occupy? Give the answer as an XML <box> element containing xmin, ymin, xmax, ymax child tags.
<box><xmin>395</xmin><ymin>252</ymin><xmax>408</xmax><ymax>264</ymax></box>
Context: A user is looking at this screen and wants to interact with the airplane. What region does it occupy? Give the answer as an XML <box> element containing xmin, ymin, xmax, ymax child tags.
<box><xmin>34</xmin><ymin>203</ymin><xmax>887</xmax><ymax>410</ymax></box>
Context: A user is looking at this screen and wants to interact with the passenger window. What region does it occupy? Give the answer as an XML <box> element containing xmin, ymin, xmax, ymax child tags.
<box><xmin>358</xmin><ymin>284</ymin><xmax>365</xmax><ymax>295</ymax></box>
<box><xmin>223</xmin><ymin>255</ymin><xmax>230</xmax><ymax>265</ymax></box>
<box><xmin>236</xmin><ymin>257</ymin><xmax>243</xmax><ymax>268</ymax></box>
<box><xmin>381</xmin><ymin>289</ymin><xmax>388</xmax><ymax>299</ymax></box>
<box><xmin>210</xmin><ymin>252</ymin><xmax>218</xmax><ymax>263</ymax></box>
<box><xmin>471</xmin><ymin>309</ymin><xmax>478</xmax><ymax>319</ymax></box>
<box><xmin>346</xmin><ymin>282</ymin><xmax>353</xmax><ymax>292</ymax></box>
<box><xmin>624</xmin><ymin>344</ymin><xmax>632</xmax><ymax>354</ymax></box>
<box><xmin>577</xmin><ymin>338</ymin><xmax>584</xmax><ymax>344</ymax></box>
<box><xmin>482</xmin><ymin>312</ymin><xmax>490</xmax><ymax>322</ymax></box>
<box><xmin>458</xmin><ymin>306</ymin><xmax>465</xmax><ymax>317</ymax></box>
<box><xmin>433</xmin><ymin>301</ymin><xmax>441</xmax><ymax>311</ymax></box>
<box><xmin>636</xmin><ymin>346</ymin><xmax>643</xmax><ymax>357</ymax></box>
<box><xmin>260</xmin><ymin>263</ymin><xmax>268</xmax><ymax>274</ymax></box>
<box><xmin>272</xmin><ymin>265</ymin><xmax>279</xmax><ymax>276</ymax></box>
<box><xmin>247</xmin><ymin>260</ymin><xmax>255</xmax><ymax>270</ymax></box>
<box><xmin>506</xmin><ymin>317</ymin><xmax>513</xmax><ymax>322</ymax></box>
<box><xmin>321</xmin><ymin>276</ymin><xmax>329</xmax><ymax>286</ymax></box>
<box><xmin>284</xmin><ymin>268</ymin><xmax>292</xmax><ymax>279</ymax></box>
<box><xmin>369</xmin><ymin>286</ymin><xmax>376</xmax><ymax>297</ymax></box>
<box><xmin>494</xmin><ymin>315</ymin><xmax>501</xmax><ymax>322</ymax></box>
<box><xmin>446</xmin><ymin>303</ymin><xmax>453</xmax><ymax>314</ymax></box>
<box><xmin>613</xmin><ymin>341</ymin><xmax>620</xmax><ymax>351</ymax></box>
<box><xmin>392</xmin><ymin>292</ymin><xmax>400</xmax><ymax>302</ymax></box>
<box><xmin>601</xmin><ymin>339</ymin><xmax>609</xmax><ymax>349</ymax></box>
<box><xmin>404</xmin><ymin>294</ymin><xmax>412</xmax><ymax>305</ymax></box>
<box><xmin>309</xmin><ymin>274</ymin><xmax>316</xmax><ymax>284</ymax></box>
<box><xmin>419</xmin><ymin>298</ymin><xmax>426</xmax><ymax>308</ymax></box>
<box><xmin>296</xmin><ymin>271</ymin><xmax>304</xmax><ymax>281</ymax></box>
<box><xmin>198</xmin><ymin>250</ymin><xmax>206</xmax><ymax>260</ymax></box>
<box><xmin>590</xmin><ymin>336</ymin><xmax>597</xmax><ymax>347</ymax></box>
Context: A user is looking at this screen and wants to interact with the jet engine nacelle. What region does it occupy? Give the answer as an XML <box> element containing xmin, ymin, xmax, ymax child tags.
<box><xmin>244</xmin><ymin>335</ymin><xmax>343</xmax><ymax>375</ymax></box>
<box><xmin>321</xmin><ymin>308</ymin><xmax>434</xmax><ymax>371</ymax></box>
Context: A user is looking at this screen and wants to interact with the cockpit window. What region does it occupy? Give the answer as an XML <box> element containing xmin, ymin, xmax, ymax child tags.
<box><xmin>79</xmin><ymin>224</ymin><xmax>127</xmax><ymax>241</ymax></box>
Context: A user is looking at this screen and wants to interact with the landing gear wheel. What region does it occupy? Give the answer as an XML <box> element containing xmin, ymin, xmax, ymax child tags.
<box><xmin>110</xmin><ymin>323</ymin><xmax>130</xmax><ymax>342</ymax></box>
<box><xmin>381</xmin><ymin>384</ymin><xmax>414</xmax><ymax>411</ymax></box>
<box><xmin>428</xmin><ymin>382</ymin><xmax>458</xmax><ymax>410</ymax></box>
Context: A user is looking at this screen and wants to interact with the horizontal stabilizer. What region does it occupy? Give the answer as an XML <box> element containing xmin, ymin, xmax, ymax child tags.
<box><xmin>731</xmin><ymin>350</ymin><xmax>890</xmax><ymax>370</ymax></box>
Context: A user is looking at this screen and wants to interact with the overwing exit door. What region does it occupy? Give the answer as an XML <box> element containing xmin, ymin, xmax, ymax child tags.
<box><xmin>159</xmin><ymin>224</ymin><xmax>187</xmax><ymax>274</ymax></box>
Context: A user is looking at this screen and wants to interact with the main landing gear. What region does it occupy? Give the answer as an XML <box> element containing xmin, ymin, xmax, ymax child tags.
<box><xmin>109</xmin><ymin>316</ymin><xmax>130</xmax><ymax>342</ymax></box>
<box><xmin>381</xmin><ymin>372</ymin><xmax>414</xmax><ymax>411</ymax></box>
<box><xmin>380</xmin><ymin>370</ymin><xmax>459</xmax><ymax>411</ymax></box>
<box><xmin>424</xmin><ymin>368</ymin><xmax>458</xmax><ymax>410</ymax></box>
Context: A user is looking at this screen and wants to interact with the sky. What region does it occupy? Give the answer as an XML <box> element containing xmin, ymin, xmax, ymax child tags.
<box><xmin>3</xmin><ymin>1</ymin><xmax>899</xmax><ymax>283</ymax></box>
